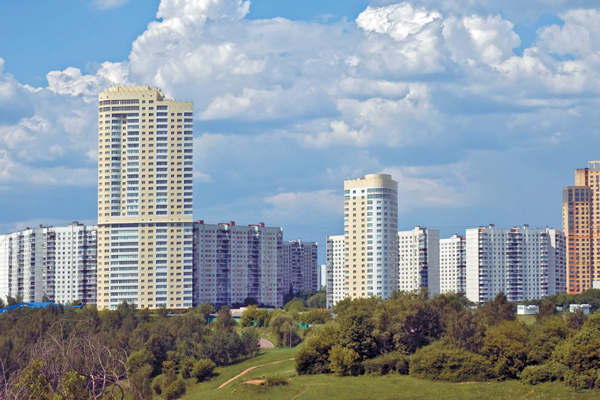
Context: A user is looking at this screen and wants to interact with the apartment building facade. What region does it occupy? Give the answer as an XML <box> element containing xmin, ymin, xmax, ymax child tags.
<box><xmin>0</xmin><ymin>222</ymin><xmax>97</xmax><ymax>304</ymax></box>
<box><xmin>439</xmin><ymin>234</ymin><xmax>466</xmax><ymax>294</ymax></box>
<box><xmin>281</xmin><ymin>239</ymin><xmax>318</xmax><ymax>295</ymax></box>
<box><xmin>562</xmin><ymin>161</ymin><xmax>600</xmax><ymax>294</ymax></box>
<box><xmin>466</xmin><ymin>225</ymin><xmax>566</xmax><ymax>303</ymax></box>
<box><xmin>398</xmin><ymin>226</ymin><xmax>440</xmax><ymax>294</ymax></box>
<box><xmin>97</xmin><ymin>86</ymin><xmax>194</xmax><ymax>309</ymax></box>
<box><xmin>344</xmin><ymin>174</ymin><xmax>399</xmax><ymax>300</ymax></box>
<box><xmin>326</xmin><ymin>235</ymin><xmax>344</xmax><ymax>308</ymax></box>
<box><xmin>193</xmin><ymin>221</ymin><xmax>285</xmax><ymax>308</ymax></box>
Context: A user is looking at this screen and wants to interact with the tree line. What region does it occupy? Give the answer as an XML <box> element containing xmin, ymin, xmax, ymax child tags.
<box><xmin>295</xmin><ymin>289</ymin><xmax>600</xmax><ymax>390</ymax></box>
<box><xmin>0</xmin><ymin>303</ymin><xmax>258</xmax><ymax>399</ymax></box>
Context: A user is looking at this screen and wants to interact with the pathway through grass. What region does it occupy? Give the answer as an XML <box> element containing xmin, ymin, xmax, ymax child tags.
<box><xmin>217</xmin><ymin>358</ymin><xmax>295</xmax><ymax>389</ymax></box>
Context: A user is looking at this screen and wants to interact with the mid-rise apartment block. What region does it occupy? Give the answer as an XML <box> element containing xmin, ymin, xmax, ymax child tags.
<box><xmin>344</xmin><ymin>174</ymin><xmax>399</xmax><ymax>300</ymax></box>
<box><xmin>281</xmin><ymin>239</ymin><xmax>318</xmax><ymax>295</ymax></box>
<box><xmin>97</xmin><ymin>86</ymin><xmax>194</xmax><ymax>309</ymax></box>
<box><xmin>0</xmin><ymin>222</ymin><xmax>96</xmax><ymax>304</ymax></box>
<box><xmin>194</xmin><ymin>221</ymin><xmax>285</xmax><ymax>308</ymax></box>
<box><xmin>466</xmin><ymin>225</ymin><xmax>566</xmax><ymax>303</ymax></box>
<box><xmin>439</xmin><ymin>234</ymin><xmax>466</xmax><ymax>294</ymax></box>
<box><xmin>562</xmin><ymin>161</ymin><xmax>600</xmax><ymax>293</ymax></box>
<box><xmin>398</xmin><ymin>227</ymin><xmax>440</xmax><ymax>294</ymax></box>
<box><xmin>326</xmin><ymin>234</ymin><xmax>344</xmax><ymax>307</ymax></box>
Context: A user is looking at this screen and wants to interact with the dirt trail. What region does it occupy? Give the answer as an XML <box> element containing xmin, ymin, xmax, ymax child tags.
<box><xmin>290</xmin><ymin>385</ymin><xmax>310</xmax><ymax>400</ymax></box>
<box><xmin>218</xmin><ymin>358</ymin><xmax>295</xmax><ymax>389</ymax></box>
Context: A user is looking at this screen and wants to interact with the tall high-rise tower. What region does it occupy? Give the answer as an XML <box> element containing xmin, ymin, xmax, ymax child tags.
<box><xmin>562</xmin><ymin>161</ymin><xmax>600</xmax><ymax>293</ymax></box>
<box><xmin>344</xmin><ymin>174</ymin><xmax>398</xmax><ymax>300</ymax></box>
<box><xmin>97</xmin><ymin>86</ymin><xmax>194</xmax><ymax>309</ymax></box>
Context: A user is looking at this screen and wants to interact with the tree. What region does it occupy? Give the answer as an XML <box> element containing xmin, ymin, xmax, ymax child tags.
<box><xmin>443</xmin><ymin>307</ymin><xmax>485</xmax><ymax>353</ymax></box>
<box><xmin>338</xmin><ymin>308</ymin><xmax>377</xmax><ymax>360</ymax></box>
<box><xmin>213</xmin><ymin>306</ymin><xmax>236</xmax><ymax>333</ymax></box>
<box><xmin>328</xmin><ymin>345</ymin><xmax>360</xmax><ymax>376</ymax></box>
<box><xmin>243</xmin><ymin>297</ymin><xmax>258</xmax><ymax>306</ymax></box>
<box><xmin>536</xmin><ymin>299</ymin><xmax>559</xmax><ymax>321</ymax></box>
<box><xmin>191</xmin><ymin>359</ymin><xmax>216</xmax><ymax>382</ymax></box>
<box><xmin>41</xmin><ymin>294</ymin><xmax>50</xmax><ymax>303</ymax></box>
<box><xmin>296</xmin><ymin>322</ymin><xmax>339</xmax><ymax>375</ymax></box>
<box><xmin>268</xmin><ymin>314</ymin><xmax>301</xmax><ymax>347</ymax></box>
<box><xmin>307</xmin><ymin>291</ymin><xmax>326</xmax><ymax>308</ymax></box>
<box><xmin>480</xmin><ymin>320</ymin><xmax>530</xmax><ymax>380</ymax></box>
<box><xmin>195</xmin><ymin>303</ymin><xmax>215</xmax><ymax>324</ymax></box>
<box><xmin>476</xmin><ymin>292</ymin><xmax>515</xmax><ymax>327</ymax></box>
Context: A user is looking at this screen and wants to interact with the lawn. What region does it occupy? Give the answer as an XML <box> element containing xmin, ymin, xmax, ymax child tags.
<box><xmin>177</xmin><ymin>346</ymin><xmax>598</xmax><ymax>400</ymax></box>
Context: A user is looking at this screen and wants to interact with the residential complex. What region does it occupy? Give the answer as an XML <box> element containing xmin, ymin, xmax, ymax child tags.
<box><xmin>562</xmin><ymin>161</ymin><xmax>600</xmax><ymax>294</ymax></box>
<box><xmin>466</xmin><ymin>225</ymin><xmax>566</xmax><ymax>303</ymax></box>
<box><xmin>326</xmin><ymin>234</ymin><xmax>344</xmax><ymax>307</ymax></box>
<box><xmin>281</xmin><ymin>239</ymin><xmax>318</xmax><ymax>295</ymax></box>
<box><xmin>398</xmin><ymin>227</ymin><xmax>440</xmax><ymax>294</ymax></box>
<box><xmin>0</xmin><ymin>222</ymin><xmax>97</xmax><ymax>304</ymax></box>
<box><xmin>439</xmin><ymin>234</ymin><xmax>466</xmax><ymax>294</ymax></box>
<box><xmin>96</xmin><ymin>86</ymin><xmax>194</xmax><ymax>309</ymax></box>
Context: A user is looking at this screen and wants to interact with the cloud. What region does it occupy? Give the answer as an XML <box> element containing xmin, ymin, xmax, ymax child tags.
<box><xmin>263</xmin><ymin>190</ymin><xmax>342</xmax><ymax>224</ymax></box>
<box><xmin>94</xmin><ymin>0</ymin><xmax>130</xmax><ymax>10</ymax></box>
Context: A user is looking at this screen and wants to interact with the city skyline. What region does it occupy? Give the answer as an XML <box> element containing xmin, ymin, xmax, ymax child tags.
<box><xmin>2</xmin><ymin>0</ymin><xmax>600</xmax><ymax>267</ymax></box>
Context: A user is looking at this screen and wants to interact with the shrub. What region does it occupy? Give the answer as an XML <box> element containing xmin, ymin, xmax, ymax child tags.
<box><xmin>520</xmin><ymin>362</ymin><xmax>567</xmax><ymax>385</ymax></box>
<box><xmin>265</xmin><ymin>375</ymin><xmax>288</xmax><ymax>387</ymax></box>
<box><xmin>162</xmin><ymin>378</ymin><xmax>187</xmax><ymax>400</ymax></box>
<box><xmin>152</xmin><ymin>375</ymin><xmax>165</xmax><ymax>394</ymax></box>
<box><xmin>296</xmin><ymin>322</ymin><xmax>339</xmax><ymax>375</ymax></box>
<box><xmin>192</xmin><ymin>359</ymin><xmax>216</xmax><ymax>382</ymax></box>
<box><xmin>480</xmin><ymin>320</ymin><xmax>530</xmax><ymax>380</ymax></box>
<box><xmin>363</xmin><ymin>352</ymin><xmax>409</xmax><ymax>376</ymax></box>
<box><xmin>329</xmin><ymin>345</ymin><xmax>360</xmax><ymax>376</ymax></box>
<box><xmin>164</xmin><ymin>367</ymin><xmax>177</xmax><ymax>388</ymax></box>
<box><xmin>162</xmin><ymin>360</ymin><xmax>176</xmax><ymax>374</ymax></box>
<box><xmin>179</xmin><ymin>358</ymin><xmax>194</xmax><ymax>379</ymax></box>
<box><xmin>410</xmin><ymin>342</ymin><xmax>491</xmax><ymax>382</ymax></box>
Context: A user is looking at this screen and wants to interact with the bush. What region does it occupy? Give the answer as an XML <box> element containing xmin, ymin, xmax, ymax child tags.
<box><xmin>363</xmin><ymin>352</ymin><xmax>409</xmax><ymax>376</ymax></box>
<box><xmin>192</xmin><ymin>359</ymin><xmax>216</xmax><ymax>382</ymax></box>
<box><xmin>410</xmin><ymin>342</ymin><xmax>491</xmax><ymax>382</ymax></box>
<box><xmin>296</xmin><ymin>322</ymin><xmax>339</xmax><ymax>375</ymax></box>
<box><xmin>265</xmin><ymin>375</ymin><xmax>288</xmax><ymax>387</ymax></box>
<box><xmin>152</xmin><ymin>375</ymin><xmax>165</xmax><ymax>394</ymax></box>
<box><xmin>162</xmin><ymin>378</ymin><xmax>187</xmax><ymax>400</ymax></box>
<box><xmin>480</xmin><ymin>320</ymin><xmax>530</xmax><ymax>380</ymax></box>
<box><xmin>520</xmin><ymin>362</ymin><xmax>567</xmax><ymax>385</ymax></box>
<box><xmin>329</xmin><ymin>345</ymin><xmax>360</xmax><ymax>376</ymax></box>
<box><xmin>179</xmin><ymin>358</ymin><xmax>194</xmax><ymax>379</ymax></box>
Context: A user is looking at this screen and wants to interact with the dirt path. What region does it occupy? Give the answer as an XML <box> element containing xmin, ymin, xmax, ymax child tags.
<box><xmin>218</xmin><ymin>358</ymin><xmax>295</xmax><ymax>389</ymax></box>
<box><xmin>290</xmin><ymin>385</ymin><xmax>310</xmax><ymax>400</ymax></box>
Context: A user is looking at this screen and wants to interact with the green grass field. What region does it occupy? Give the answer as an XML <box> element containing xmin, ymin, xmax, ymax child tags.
<box><xmin>174</xmin><ymin>346</ymin><xmax>598</xmax><ymax>400</ymax></box>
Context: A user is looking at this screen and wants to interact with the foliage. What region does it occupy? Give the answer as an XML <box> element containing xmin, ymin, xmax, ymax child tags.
<box><xmin>329</xmin><ymin>345</ymin><xmax>360</xmax><ymax>376</ymax></box>
<box><xmin>520</xmin><ymin>362</ymin><xmax>567</xmax><ymax>385</ymax></box>
<box><xmin>298</xmin><ymin>308</ymin><xmax>332</xmax><ymax>325</ymax></box>
<box><xmin>213</xmin><ymin>306</ymin><xmax>236</xmax><ymax>332</ymax></box>
<box><xmin>362</xmin><ymin>351</ymin><xmax>409</xmax><ymax>375</ymax></box>
<box><xmin>480</xmin><ymin>320</ymin><xmax>530</xmax><ymax>380</ymax></box>
<box><xmin>307</xmin><ymin>291</ymin><xmax>327</xmax><ymax>309</ymax></box>
<box><xmin>476</xmin><ymin>292</ymin><xmax>516</xmax><ymax>327</ymax></box>
<box><xmin>296</xmin><ymin>322</ymin><xmax>339</xmax><ymax>375</ymax></box>
<box><xmin>410</xmin><ymin>342</ymin><xmax>491</xmax><ymax>382</ymax></box>
<box><xmin>265</xmin><ymin>375</ymin><xmax>289</xmax><ymax>387</ymax></box>
<box><xmin>192</xmin><ymin>359</ymin><xmax>216</xmax><ymax>382</ymax></box>
<box><xmin>162</xmin><ymin>377</ymin><xmax>187</xmax><ymax>400</ymax></box>
<box><xmin>527</xmin><ymin>316</ymin><xmax>572</xmax><ymax>365</ymax></box>
<box><xmin>284</xmin><ymin>298</ymin><xmax>306</xmax><ymax>314</ymax></box>
<box><xmin>240</xmin><ymin>305</ymin><xmax>269</xmax><ymax>327</ymax></box>
<box><xmin>268</xmin><ymin>313</ymin><xmax>301</xmax><ymax>347</ymax></box>
<box><xmin>337</xmin><ymin>308</ymin><xmax>377</xmax><ymax>360</ymax></box>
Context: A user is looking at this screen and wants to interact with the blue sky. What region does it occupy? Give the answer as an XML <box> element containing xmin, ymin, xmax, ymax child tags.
<box><xmin>1</xmin><ymin>0</ymin><xmax>600</xmax><ymax>263</ymax></box>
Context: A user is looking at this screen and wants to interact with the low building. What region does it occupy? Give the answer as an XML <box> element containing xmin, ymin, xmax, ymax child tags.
<box><xmin>569</xmin><ymin>304</ymin><xmax>591</xmax><ymax>314</ymax></box>
<box><xmin>517</xmin><ymin>305</ymin><xmax>539</xmax><ymax>315</ymax></box>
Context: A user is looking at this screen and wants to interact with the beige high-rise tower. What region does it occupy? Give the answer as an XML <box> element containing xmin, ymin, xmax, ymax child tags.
<box><xmin>562</xmin><ymin>161</ymin><xmax>600</xmax><ymax>294</ymax></box>
<box><xmin>344</xmin><ymin>174</ymin><xmax>398</xmax><ymax>300</ymax></box>
<box><xmin>97</xmin><ymin>86</ymin><xmax>194</xmax><ymax>309</ymax></box>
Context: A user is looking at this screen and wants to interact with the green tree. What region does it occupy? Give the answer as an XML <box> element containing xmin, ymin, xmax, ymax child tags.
<box><xmin>481</xmin><ymin>320</ymin><xmax>530</xmax><ymax>380</ymax></box>
<box><xmin>443</xmin><ymin>307</ymin><xmax>485</xmax><ymax>353</ymax></box>
<box><xmin>269</xmin><ymin>313</ymin><xmax>301</xmax><ymax>347</ymax></box>
<box><xmin>213</xmin><ymin>306</ymin><xmax>236</xmax><ymax>332</ymax></box>
<box><xmin>192</xmin><ymin>359</ymin><xmax>216</xmax><ymax>382</ymax></box>
<box><xmin>338</xmin><ymin>308</ymin><xmax>377</xmax><ymax>360</ymax></box>
<box><xmin>328</xmin><ymin>345</ymin><xmax>360</xmax><ymax>376</ymax></box>
<box><xmin>476</xmin><ymin>292</ymin><xmax>515</xmax><ymax>327</ymax></box>
<box><xmin>536</xmin><ymin>299</ymin><xmax>559</xmax><ymax>321</ymax></box>
<box><xmin>296</xmin><ymin>322</ymin><xmax>340</xmax><ymax>375</ymax></box>
<box><xmin>307</xmin><ymin>291</ymin><xmax>326</xmax><ymax>308</ymax></box>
